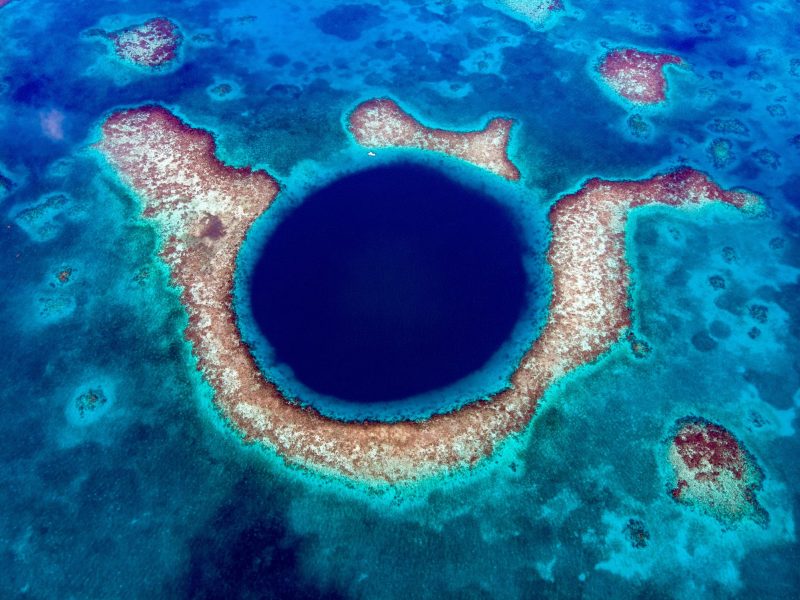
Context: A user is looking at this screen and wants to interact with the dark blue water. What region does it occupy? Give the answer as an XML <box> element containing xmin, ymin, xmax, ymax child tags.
<box><xmin>249</xmin><ymin>163</ymin><xmax>530</xmax><ymax>403</ymax></box>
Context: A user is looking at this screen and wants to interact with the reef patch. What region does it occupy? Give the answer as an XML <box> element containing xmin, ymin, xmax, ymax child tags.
<box><xmin>206</xmin><ymin>80</ymin><xmax>241</xmax><ymax>102</ymax></box>
<box><xmin>100</xmin><ymin>17</ymin><xmax>182</xmax><ymax>68</ymax></box>
<box><xmin>707</xmin><ymin>137</ymin><xmax>735</xmax><ymax>169</ymax></box>
<box><xmin>668</xmin><ymin>417</ymin><xmax>768</xmax><ymax>527</ymax></box>
<box><xmin>348</xmin><ymin>98</ymin><xmax>521</xmax><ymax>180</ymax></box>
<box><xmin>598</xmin><ymin>48</ymin><xmax>685</xmax><ymax>105</ymax></box>
<box><xmin>12</xmin><ymin>193</ymin><xmax>76</xmax><ymax>242</ymax></box>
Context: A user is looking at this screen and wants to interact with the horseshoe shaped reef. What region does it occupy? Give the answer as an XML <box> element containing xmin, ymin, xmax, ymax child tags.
<box><xmin>96</xmin><ymin>103</ymin><xmax>760</xmax><ymax>483</ymax></box>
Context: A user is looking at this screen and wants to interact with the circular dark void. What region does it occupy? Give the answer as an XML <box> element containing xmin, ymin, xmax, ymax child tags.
<box><xmin>249</xmin><ymin>162</ymin><xmax>530</xmax><ymax>405</ymax></box>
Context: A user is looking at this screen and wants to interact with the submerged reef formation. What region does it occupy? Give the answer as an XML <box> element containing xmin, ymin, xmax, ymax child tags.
<box><xmin>53</xmin><ymin>266</ymin><xmax>74</xmax><ymax>286</ymax></box>
<box><xmin>598</xmin><ymin>48</ymin><xmax>685</xmax><ymax>105</ymax></box>
<box><xmin>751</xmin><ymin>148</ymin><xmax>781</xmax><ymax>170</ymax></box>
<box><xmin>65</xmin><ymin>383</ymin><xmax>114</xmax><ymax>427</ymax></box>
<box><xmin>623</xmin><ymin>518</ymin><xmax>650</xmax><ymax>548</ymax></box>
<box><xmin>75</xmin><ymin>388</ymin><xmax>108</xmax><ymax>418</ymax></box>
<box><xmin>707</xmin><ymin>137</ymin><xmax>735</xmax><ymax>169</ymax></box>
<box><xmin>626</xmin><ymin>114</ymin><xmax>651</xmax><ymax>139</ymax></box>
<box><xmin>0</xmin><ymin>170</ymin><xmax>14</xmax><ymax>196</ymax></box>
<box><xmin>708</xmin><ymin>118</ymin><xmax>749</xmax><ymax>136</ymax></box>
<box><xmin>12</xmin><ymin>193</ymin><xmax>74</xmax><ymax>242</ymax></box>
<box><xmin>348</xmin><ymin>99</ymin><xmax>520</xmax><ymax>181</ymax></box>
<box><xmin>102</xmin><ymin>18</ymin><xmax>182</xmax><ymax>68</ymax></box>
<box><xmin>489</xmin><ymin>0</ymin><xmax>565</xmax><ymax>27</ymax></box>
<box><xmin>207</xmin><ymin>82</ymin><xmax>238</xmax><ymax>101</ymax></box>
<box><xmin>97</xmin><ymin>103</ymin><xmax>760</xmax><ymax>484</ymax></box>
<box><xmin>668</xmin><ymin>417</ymin><xmax>768</xmax><ymax>527</ymax></box>
<box><xmin>625</xmin><ymin>332</ymin><xmax>652</xmax><ymax>359</ymax></box>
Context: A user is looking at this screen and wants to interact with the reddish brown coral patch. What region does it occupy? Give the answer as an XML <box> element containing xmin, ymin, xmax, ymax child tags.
<box><xmin>598</xmin><ymin>48</ymin><xmax>685</xmax><ymax>105</ymax></box>
<box><xmin>54</xmin><ymin>267</ymin><xmax>74</xmax><ymax>286</ymax></box>
<box><xmin>97</xmin><ymin>104</ymin><xmax>760</xmax><ymax>483</ymax></box>
<box><xmin>76</xmin><ymin>388</ymin><xmax>107</xmax><ymax>418</ymax></box>
<box><xmin>668</xmin><ymin>417</ymin><xmax>768</xmax><ymax>526</ymax></box>
<box><xmin>348</xmin><ymin>99</ymin><xmax>521</xmax><ymax>181</ymax></box>
<box><xmin>106</xmin><ymin>18</ymin><xmax>182</xmax><ymax>68</ymax></box>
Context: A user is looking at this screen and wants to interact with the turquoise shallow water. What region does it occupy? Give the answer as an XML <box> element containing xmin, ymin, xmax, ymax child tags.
<box><xmin>1</xmin><ymin>0</ymin><xmax>799</xmax><ymax>598</ymax></box>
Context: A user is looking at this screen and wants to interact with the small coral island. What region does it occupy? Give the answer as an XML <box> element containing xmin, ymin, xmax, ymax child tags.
<box><xmin>668</xmin><ymin>417</ymin><xmax>768</xmax><ymax>527</ymax></box>
<box><xmin>97</xmin><ymin>17</ymin><xmax>182</xmax><ymax>68</ymax></box>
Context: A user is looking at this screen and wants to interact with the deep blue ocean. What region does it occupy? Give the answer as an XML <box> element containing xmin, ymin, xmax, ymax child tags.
<box><xmin>1</xmin><ymin>1</ymin><xmax>799</xmax><ymax>598</ymax></box>
<box><xmin>247</xmin><ymin>163</ymin><xmax>535</xmax><ymax>408</ymax></box>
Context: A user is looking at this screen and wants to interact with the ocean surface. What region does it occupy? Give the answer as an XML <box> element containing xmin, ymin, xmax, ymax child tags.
<box><xmin>1</xmin><ymin>0</ymin><xmax>799</xmax><ymax>598</ymax></box>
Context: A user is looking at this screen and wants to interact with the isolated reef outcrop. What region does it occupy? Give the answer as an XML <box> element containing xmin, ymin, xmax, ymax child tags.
<box><xmin>669</xmin><ymin>417</ymin><xmax>768</xmax><ymax>527</ymax></box>
<box><xmin>598</xmin><ymin>48</ymin><xmax>685</xmax><ymax>105</ymax></box>
<box><xmin>93</xmin><ymin>17</ymin><xmax>182</xmax><ymax>68</ymax></box>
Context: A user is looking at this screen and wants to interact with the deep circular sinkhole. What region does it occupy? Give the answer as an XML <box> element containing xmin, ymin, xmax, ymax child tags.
<box><xmin>246</xmin><ymin>162</ymin><xmax>536</xmax><ymax>408</ymax></box>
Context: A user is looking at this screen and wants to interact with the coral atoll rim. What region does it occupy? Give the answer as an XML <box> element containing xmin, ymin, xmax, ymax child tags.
<box><xmin>96</xmin><ymin>102</ymin><xmax>761</xmax><ymax>484</ymax></box>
